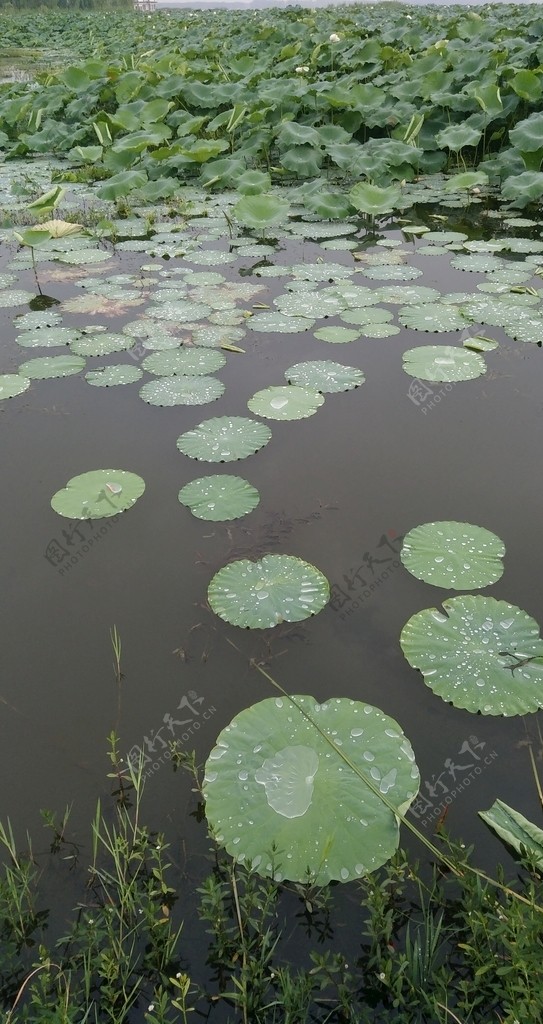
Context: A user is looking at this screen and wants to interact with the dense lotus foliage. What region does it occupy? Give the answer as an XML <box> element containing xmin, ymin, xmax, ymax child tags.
<box><xmin>1</xmin><ymin>6</ymin><xmax>543</xmax><ymax>207</ymax></box>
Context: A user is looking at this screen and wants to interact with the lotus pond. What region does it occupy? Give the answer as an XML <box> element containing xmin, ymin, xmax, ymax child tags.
<box><xmin>3</xmin><ymin>3</ymin><xmax>543</xmax><ymax>1021</ymax></box>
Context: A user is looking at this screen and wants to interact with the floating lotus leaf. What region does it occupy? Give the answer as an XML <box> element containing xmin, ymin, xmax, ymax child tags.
<box><xmin>16</xmin><ymin>311</ymin><xmax>62</xmax><ymax>330</ymax></box>
<box><xmin>285</xmin><ymin>361</ymin><xmax>365</xmax><ymax>393</ymax></box>
<box><xmin>314</xmin><ymin>326</ymin><xmax>360</xmax><ymax>344</ymax></box>
<box><xmin>141</xmin><ymin>349</ymin><xmax>225</xmax><ymax>376</ymax></box>
<box><xmin>450</xmin><ymin>254</ymin><xmax>504</xmax><ymax>274</ymax></box>
<box><xmin>463</xmin><ymin>334</ymin><xmax>499</xmax><ymax>353</ymax></box>
<box><xmin>0</xmin><ymin>289</ymin><xmax>35</xmax><ymax>308</ymax></box>
<box><xmin>248</xmin><ymin>385</ymin><xmax>324</xmax><ymax>420</ymax></box>
<box><xmin>361</xmin><ymin>265</ymin><xmax>423</xmax><ymax>281</ymax></box>
<box><xmin>375</xmin><ymin>285</ymin><xmax>441</xmax><ymax>305</ymax></box>
<box><xmin>70</xmin><ymin>334</ymin><xmax>135</xmax><ymax>357</ymax></box>
<box><xmin>85</xmin><ymin>365</ymin><xmax>143</xmax><ymax>387</ymax></box>
<box><xmin>203</xmin><ymin>695</ymin><xmax>420</xmax><ymax>883</ymax></box>
<box><xmin>402</xmin><ymin>346</ymin><xmax>485</xmax><ymax>382</ymax></box>
<box><xmin>57</xmin><ymin>249</ymin><xmax>112</xmax><ymax>265</ymax></box>
<box><xmin>149</xmin><ymin>301</ymin><xmax>211</xmax><ymax>323</ymax></box>
<box><xmin>140</xmin><ymin>376</ymin><xmax>224</xmax><ymax>407</ymax></box>
<box><xmin>177</xmin><ymin>416</ymin><xmax>272</xmax><ymax>462</ymax></box>
<box><xmin>185</xmin><ymin>250</ymin><xmax>236</xmax><ymax>266</ymax></box>
<box><xmin>398</xmin><ymin>304</ymin><xmax>470</xmax><ymax>332</ymax></box>
<box><xmin>16</xmin><ymin>327</ymin><xmax>82</xmax><ymax>349</ymax></box>
<box><xmin>18</xmin><ymin>355</ymin><xmax>85</xmax><ymax>379</ymax></box>
<box><xmin>208</xmin><ymin>555</ymin><xmax>330</xmax><ymax>629</ymax></box>
<box><xmin>400</xmin><ymin>595</ymin><xmax>543</xmax><ymax>716</ymax></box>
<box><xmin>247</xmin><ymin>313</ymin><xmax>314</xmax><ymax>334</ymax></box>
<box><xmin>290</xmin><ymin>263</ymin><xmax>353</xmax><ymax>282</ymax></box>
<box><xmin>340</xmin><ymin>307</ymin><xmax>393</xmax><ymax>326</ymax></box>
<box><xmin>359</xmin><ymin>323</ymin><xmax>400</xmax><ymax>339</ymax></box>
<box><xmin>178</xmin><ymin>475</ymin><xmax>259</xmax><ymax>521</ymax></box>
<box><xmin>0</xmin><ymin>374</ymin><xmax>31</xmax><ymax>400</ymax></box>
<box><xmin>274</xmin><ymin>292</ymin><xmax>344</xmax><ymax>319</ymax></box>
<box><xmin>51</xmin><ymin>469</ymin><xmax>145</xmax><ymax>520</ymax></box>
<box><xmin>401</xmin><ymin>521</ymin><xmax>505</xmax><ymax>590</ymax></box>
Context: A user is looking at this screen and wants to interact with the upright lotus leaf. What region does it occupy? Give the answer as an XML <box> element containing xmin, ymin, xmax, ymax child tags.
<box><xmin>479</xmin><ymin>800</ymin><xmax>543</xmax><ymax>868</ymax></box>
<box><xmin>401</xmin><ymin>521</ymin><xmax>505</xmax><ymax>590</ymax></box>
<box><xmin>233</xmin><ymin>194</ymin><xmax>290</xmax><ymax>231</ymax></box>
<box><xmin>400</xmin><ymin>595</ymin><xmax>543</xmax><ymax>716</ymax></box>
<box><xmin>509</xmin><ymin>112</ymin><xmax>543</xmax><ymax>171</ymax></box>
<box><xmin>304</xmin><ymin>191</ymin><xmax>354</xmax><ymax>219</ymax></box>
<box><xmin>501</xmin><ymin>172</ymin><xmax>543</xmax><ymax>208</ymax></box>
<box><xmin>177</xmin><ymin>417</ymin><xmax>272</xmax><ymax>462</ymax></box>
<box><xmin>203</xmin><ymin>695</ymin><xmax>420</xmax><ymax>883</ymax></box>
<box><xmin>402</xmin><ymin>346</ymin><xmax>486</xmax><ymax>383</ymax></box>
<box><xmin>51</xmin><ymin>470</ymin><xmax>145</xmax><ymax>520</ymax></box>
<box><xmin>248</xmin><ymin>386</ymin><xmax>324</xmax><ymax>421</ymax></box>
<box><xmin>285</xmin><ymin>361</ymin><xmax>365</xmax><ymax>393</ymax></box>
<box><xmin>208</xmin><ymin>555</ymin><xmax>330</xmax><ymax>629</ymax></box>
<box><xmin>435</xmin><ymin>123</ymin><xmax>482</xmax><ymax>153</ymax></box>
<box><xmin>0</xmin><ymin>374</ymin><xmax>30</xmax><ymax>400</ymax></box>
<box><xmin>348</xmin><ymin>182</ymin><xmax>402</xmax><ymax>216</ymax></box>
<box><xmin>178</xmin><ymin>475</ymin><xmax>259</xmax><ymax>521</ymax></box>
<box><xmin>444</xmin><ymin>171</ymin><xmax>488</xmax><ymax>192</ymax></box>
<box><xmin>235</xmin><ymin>170</ymin><xmax>272</xmax><ymax>195</ymax></box>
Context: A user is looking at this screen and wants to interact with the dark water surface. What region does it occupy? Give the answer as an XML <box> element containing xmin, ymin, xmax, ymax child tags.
<box><xmin>2</xmin><ymin>206</ymin><xmax>543</xmax><ymax>1004</ymax></box>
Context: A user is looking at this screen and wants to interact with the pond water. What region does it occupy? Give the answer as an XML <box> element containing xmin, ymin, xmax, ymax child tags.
<box><xmin>2</xmin><ymin>178</ymin><xmax>543</xmax><ymax>1012</ymax></box>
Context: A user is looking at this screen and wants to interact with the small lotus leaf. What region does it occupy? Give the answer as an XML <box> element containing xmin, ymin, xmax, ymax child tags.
<box><xmin>0</xmin><ymin>374</ymin><xmax>31</xmax><ymax>400</ymax></box>
<box><xmin>203</xmin><ymin>695</ymin><xmax>420</xmax><ymax>883</ymax></box>
<box><xmin>248</xmin><ymin>385</ymin><xmax>324</xmax><ymax>420</ymax></box>
<box><xmin>178</xmin><ymin>475</ymin><xmax>259</xmax><ymax>521</ymax></box>
<box><xmin>51</xmin><ymin>469</ymin><xmax>145</xmax><ymax>520</ymax></box>
<box><xmin>285</xmin><ymin>361</ymin><xmax>365</xmax><ymax>393</ymax></box>
<box><xmin>401</xmin><ymin>521</ymin><xmax>505</xmax><ymax>590</ymax></box>
<box><xmin>177</xmin><ymin>416</ymin><xmax>272</xmax><ymax>462</ymax></box>
<box><xmin>85</xmin><ymin>365</ymin><xmax>143</xmax><ymax>387</ymax></box>
<box><xmin>400</xmin><ymin>595</ymin><xmax>543</xmax><ymax>716</ymax></box>
<box><xmin>314</xmin><ymin>326</ymin><xmax>360</xmax><ymax>344</ymax></box>
<box><xmin>208</xmin><ymin>554</ymin><xmax>329</xmax><ymax>629</ymax></box>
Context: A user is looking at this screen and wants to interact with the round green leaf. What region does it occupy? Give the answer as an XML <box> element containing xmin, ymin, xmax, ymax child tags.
<box><xmin>178</xmin><ymin>475</ymin><xmax>259</xmax><ymax>521</ymax></box>
<box><xmin>141</xmin><ymin>349</ymin><xmax>226</xmax><ymax>376</ymax></box>
<box><xmin>203</xmin><ymin>695</ymin><xmax>420</xmax><ymax>883</ymax></box>
<box><xmin>233</xmin><ymin>194</ymin><xmax>290</xmax><ymax>231</ymax></box>
<box><xmin>314</xmin><ymin>326</ymin><xmax>360</xmax><ymax>344</ymax></box>
<box><xmin>140</xmin><ymin>376</ymin><xmax>224</xmax><ymax>407</ymax></box>
<box><xmin>400</xmin><ymin>596</ymin><xmax>543</xmax><ymax>716</ymax></box>
<box><xmin>401</xmin><ymin>521</ymin><xmax>505</xmax><ymax>590</ymax></box>
<box><xmin>177</xmin><ymin>416</ymin><xmax>272</xmax><ymax>462</ymax></box>
<box><xmin>16</xmin><ymin>327</ymin><xmax>81</xmax><ymax>349</ymax></box>
<box><xmin>18</xmin><ymin>355</ymin><xmax>85</xmax><ymax>379</ymax></box>
<box><xmin>403</xmin><ymin>346</ymin><xmax>486</xmax><ymax>382</ymax></box>
<box><xmin>85</xmin><ymin>364</ymin><xmax>143</xmax><ymax>387</ymax></box>
<box><xmin>208</xmin><ymin>554</ymin><xmax>329</xmax><ymax>629</ymax></box>
<box><xmin>70</xmin><ymin>333</ymin><xmax>134</xmax><ymax>357</ymax></box>
<box><xmin>51</xmin><ymin>469</ymin><xmax>145</xmax><ymax>520</ymax></box>
<box><xmin>285</xmin><ymin>361</ymin><xmax>365</xmax><ymax>393</ymax></box>
<box><xmin>398</xmin><ymin>303</ymin><xmax>470</xmax><ymax>332</ymax></box>
<box><xmin>0</xmin><ymin>374</ymin><xmax>31</xmax><ymax>400</ymax></box>
<box><xmin>248</xmin><ymin>385</ymin><xmax>324</xmax><ymax>420</ymax></box>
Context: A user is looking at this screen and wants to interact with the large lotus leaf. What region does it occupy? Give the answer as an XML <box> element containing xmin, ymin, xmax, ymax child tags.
<box><xmin>140</xmin><ymin>376</ymin><xmax>224</xmax><ymax>407</ymax></box>
<box><xmin>208</xmin><ymin>555</ymin><xmax>330</xmax><ymax>629</ymax></box>
<box><xmin>401</xmin><ymin>521</ymin><xmax>505</xmax><ymax>590</ymax></box>
<box><xmin>178</xmin><ymin>475</ymin><xmax>259</xmax><ymax>521</ymax></box>
<box><xmin>203</xmin><ymin>695</ymin><xmax>420</xmax><ymax>883</ymax></box>
<box><xmin>51</xmin><ymin>469</ymin><xmax>145</xmax><ymax>520</ymax></box>
<box><xmin>402</xmin><ymin>346</ymin><xmax>485</xmax><ymax>383</ymax></box>
<box><xmin>501</xmin><ymin>172</ymin><xmax>543</xmax><ymax>208</ymax></box>
<box><xmin>400</xmin><ymin>595</ymin><xmax>543</xmax><ymax>716</ymax></box>
<box><xmin>18</xmin><ymin>355</ymin><xmax>85</xmax><ymax>380</ymax></box>
<box><xmin>349</xmin><ymin>182</ymin><xmax>402</xmax><ymax>216</ymax></box>
<box><xmin>398</xmin><ymin>304</ymin><xmax>470</xmax><ymax>332</ymax></box>
<box><xmin>85</xmin><ymin>365</ymin><xmax>143</xmax><ymax>387</ymax></box>
<box><xmin>435</xmin><ymin>123</ymin><xmax>482</xmax><ymax>152</ymax></box>
<box><xmin>141</xmin><ymin>349</ymin><xmax>225</xmax><ymax>377</ymax></box>
<box><xmin>479</xmin><ymin>800</ymin><xmax>543</xmax><ymax>868</ymax></box>
<box><xmin>303</xmin><ymin>191</ymin><xmax>354</xmax><ymax>220</ymax></box>
<box><xmin>375</xmin><ymin>285</ymin><xmax>441</xmax><ymax>305</ymax></box>
<box><xmin>0</xmin><ymin>374</ymin><xmax>30</xmax><ymax>400</ymax></box>
<box><xmin>0</xmin><ymin>289</ymin><xmax>35</xmax><ymax>308</ymax></box>
<box><xmin>16</xmin><ymin>327</ymin><xmax>82</xmax><ymax>349</ymax></box>
<box><xmin>285</xmin><ymin>361</ymin><xmax>365</xmax><ymax>393</ymax></box>
<box><xmin>248</xmin><ymin>386</ymin><xmax>324</xmax><ymax>421</ymax></box>
<box><xmin>509</xmin><ymin>112</ymin><xmax>543</xmax><ymax>154</ymax></box>
<box><xmin>274</xmin><ymin>292</ymin><xmax>344</xmax><ymax>319</ymax></box>
<box><xmin>247</xmin><ymin>312</ymin><xmax>314</xmax><ymax>334</ymax></box>
<box><xmin>444</xmin><ymin>171</ymin><xmax>489</xmax><ymax>192</ymax></box>
<box><xmin>450</xmin><ymin>254</ymin><xmax>503</xmax><ymax>274</ymax></box>
<box><xmin>233</xmin><ymin>194</ymin><xmax>290</xmax><ymax>231</ymax></box>
<box><xmin>177</xmin><ymin>416</ymin><xmax>272</xmax><ymax>462</ymax></box>
<box><xmin>361</xmin><ymin>265</ymin><xmax>423</xmax><ymax>282</ymax></box>
<box><xmin>340</xmin><ymin>307</ymin><xmax>393</xmax><ymax>327</ymax></box>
